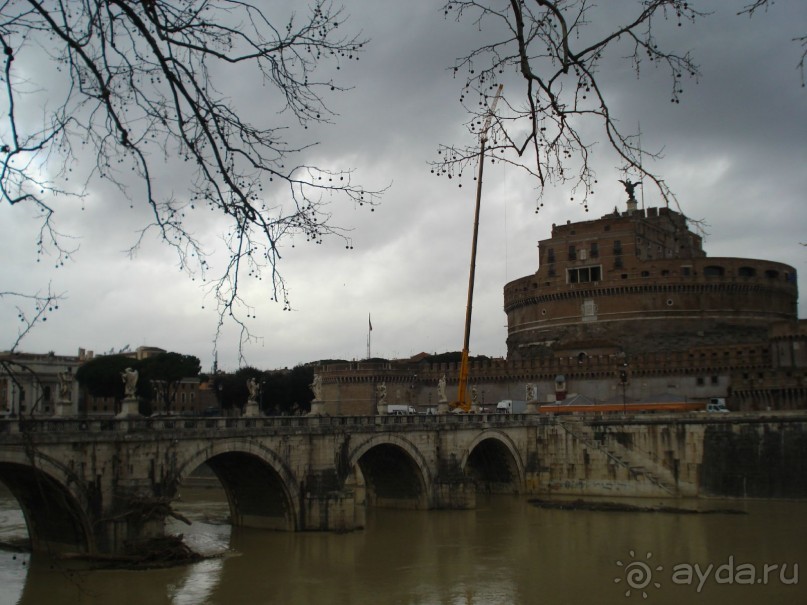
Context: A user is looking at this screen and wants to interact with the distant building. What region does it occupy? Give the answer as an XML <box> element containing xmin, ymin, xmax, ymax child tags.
<box><xmin>0</xmin><ymin>349</ymin><xmax>90</xmax><ymax>416</ymax></box>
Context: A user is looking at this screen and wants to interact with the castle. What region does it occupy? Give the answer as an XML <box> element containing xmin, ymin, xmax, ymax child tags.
<box><xmin>505</xmin><ymin>197</ymin><xmax>797</xmax><ymax>359</ymax></box>
<box><xmin>314</xmin><ymin>192</ymin><xmax>805</xmax><ymax>414</ymax></box>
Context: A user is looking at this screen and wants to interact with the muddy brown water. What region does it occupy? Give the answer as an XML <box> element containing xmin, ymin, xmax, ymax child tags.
<box><xmin>0</xmin><ymin>486</ymin><xmax>804</xmax><ymax>604</ymax></box>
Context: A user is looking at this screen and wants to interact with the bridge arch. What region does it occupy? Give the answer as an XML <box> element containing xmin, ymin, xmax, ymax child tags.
<box><xmin>347</xmin><ymin>434</ymin><xmax>432</xmax><ymax>509</ymax></box>
<box><xmin>0</xmin><ymin>450</ymin><xmax>93</xmax><ymax>555</ymax></box>
<box><xmin>462</xmin><ymin>430</ymin><xmax>526</xmax><ymax>494</ymax></box>
<box><xmin>175</xmin><ymin>439</ymin><xmax>299</xmax><ymax>531</ymax></box>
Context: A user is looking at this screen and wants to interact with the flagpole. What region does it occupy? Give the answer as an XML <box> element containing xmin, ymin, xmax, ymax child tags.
<box><xmin>367</xmin><ymin>314</ymin><xmax>372</xmax><ymax>359</ymax></box>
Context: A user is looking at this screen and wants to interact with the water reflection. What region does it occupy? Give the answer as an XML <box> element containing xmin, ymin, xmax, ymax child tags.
<box><xmin>0</xmin><ymin>488</ymin><xmax>805</xmax><ymax>605</ymax></box>
<box><xmin>168</xmin><ymin>558</ymin><xmax>224</xmax><ymax>605</ymax></box>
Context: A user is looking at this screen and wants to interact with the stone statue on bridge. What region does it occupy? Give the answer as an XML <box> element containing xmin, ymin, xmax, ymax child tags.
<box><xmin>121</xmin><ymin>368</ymin><xmax>138</xmax><ymax>399</ymax></box>
<box><xmin>377</xmin><ymin>382</ymin><xmax>387</xmax><ymax>405</ymax></box>
<box><xmin>57</xmin><ymin>369</ymin><xmax>73</xmax><ymax>402</ymax></box>
<box><xmin>247</xmin><ymin>377</ymin><xmax>259</xmax><ymax>403</ymax></box>
<box><xmin>438</xmin><ymin>374</ymin><xmax>447</xmax><ymax>403</ymax></box>
<box><xmin>116</xmin><ymin>367</ymin><xmax>141</xmax><ymax>417</ymax></box>
<box><xmin>526</xmin><ymin>383</ymin><xmax>537</xmax><ymax>402</ymax></box>
<box><xmin>310</xmin><ymin>374</ymin><xmax>322</xmax><ymax>401</ymax></box>
<box><xmin>244</xmin><ymin>377</ymin><xmax>261</xmax><ymax>417</ymax></box>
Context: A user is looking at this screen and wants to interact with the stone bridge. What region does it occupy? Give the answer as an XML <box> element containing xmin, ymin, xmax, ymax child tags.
<box><xmin>0</xmin><ymin>412</ymin><xmax>805</xmax><ymax>558</ymax></box>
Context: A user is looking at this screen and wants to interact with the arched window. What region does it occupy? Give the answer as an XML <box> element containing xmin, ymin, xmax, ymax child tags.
<box><xmin>704</xmin><ymin>265</ymin><xmax>725</xmax><ymax>277</ymax></box>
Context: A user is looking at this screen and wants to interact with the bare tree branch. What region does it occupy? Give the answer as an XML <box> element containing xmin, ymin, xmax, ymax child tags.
<box><xmin>434</xmin><ymin>0</ymin><xmax>706</xmax><ymax>214</ymax></box>
<box><xmin>0</xmin><ymin>285</ymin><xmax>63</xmax><ymax>352</ymax></box>
<box><xmin>739</xmin><ymin>1</ymin><xmax>807</xmax><ymax>86</ymax></box>
<box><xmin>0</xmin><ymin>0</ymin><xmax>383</xmax><ymax>354</ymax></box>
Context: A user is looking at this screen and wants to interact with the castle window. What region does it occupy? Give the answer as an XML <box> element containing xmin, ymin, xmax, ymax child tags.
<box><xmin>614</xmin><ymin>256</ymin><xmax>623</xmax><ymax>269</ymax></box>
<box><xmin>681</xmin><ymin>266</ymin><xmax>692</xmax><ymax>276</ymax></box>
<box><xmin>568</xmin><ymin>245</ymin><xmax>577</xmax><ymax>260</ymax></box>
<box><xmin>704</xmin><ymin>265</ymin><xmax>725</xmax><ymax>277</ymax></box>
<box><xmin>765</xmin><ymin>269</ymin><xmax>780</xmax><ymax>279</ymax></box>
<box><xmin>568</xmin><ymin>265</ymin><xmax>602</xmax><ymax>284</ymax></box>
<box><xmin>548</xmin><ymin>265</ymin><xmax>556</xmax><ymax>277</ymax></box>
<box><xmin>641</xmin><ymin>271</ymin><xmax>650</xmax><ymax>278</ymax></box>
<box><xmin>613</xmin><ymin>240</ymin><xmax>622</xmax><ymax>254</ymax></box>
<box><xmin>738</xmin><ymin>266</ymin><xmax>756</xmax><ymax>277</ymax></box>
<box><xmin>590</xmin><ymin>242</ymin><xmax>599</xmax><ymax>258</ymax></box>
<box><xmin>547</xmin><ymin>248</ymin><xmax>555</xmax><ymax>262</ymax></box>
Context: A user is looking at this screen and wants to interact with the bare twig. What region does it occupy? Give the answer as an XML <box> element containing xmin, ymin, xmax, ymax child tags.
<box><xmin>1</xmin><ymin>1</ymin><xmax>384</xmax><ymax>355</ymax></box>
<box><xmin>1</xmin><ymin>285</ymin><xmax>64</xmax><ymax>352</ymax></box>
<box><xmin>434</xmin><ymin>1</ymin><xmax>706</xmax><ymax>212</ymax></box>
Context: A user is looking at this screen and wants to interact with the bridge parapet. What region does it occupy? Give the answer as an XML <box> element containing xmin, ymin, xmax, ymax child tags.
<box><xmin>0</xmin><ymin>413</ymin><xmax>547</xmax><ymax>440</ymax></box>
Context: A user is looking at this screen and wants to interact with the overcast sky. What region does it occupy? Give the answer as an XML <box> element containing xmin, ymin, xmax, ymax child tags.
<box><xmin>2</xmin><ymin>1</ymin><xmax>805</xmax><ymax>372</ymax></box>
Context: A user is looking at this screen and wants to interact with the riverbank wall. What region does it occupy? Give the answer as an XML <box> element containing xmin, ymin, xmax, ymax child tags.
<box><xmin>534</xmin><ymin>412</ymin><xmax>807</xmax><ymax>499</ymax></box>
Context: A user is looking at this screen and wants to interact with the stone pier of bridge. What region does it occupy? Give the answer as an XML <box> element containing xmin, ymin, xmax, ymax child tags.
<box><xmin>0</xmin><ymin>412</ymin><xmax>805</xmax><ymax>558</ymax></box>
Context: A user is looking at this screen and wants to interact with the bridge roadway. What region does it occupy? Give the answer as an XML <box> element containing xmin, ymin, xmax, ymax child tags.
<box><xmin>2</xmin><ymin>411</ymin><xmax>804</xmax><ymax>559</ymax></box>
<box><xmin>0</xmin><ymin>413</ymin><xmax>545</xmax><ymax>558</ymax></box>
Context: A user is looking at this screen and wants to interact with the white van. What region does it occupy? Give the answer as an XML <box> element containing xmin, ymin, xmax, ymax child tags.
<box><xmin>706</xmin><ymin>398</ymin><xmax>729</xmax><ymax>413</ymax></box>
<box><xmin>496</xmin><ymin>400</ymin><xmax>527</xmax><ymax>414</ymax></box>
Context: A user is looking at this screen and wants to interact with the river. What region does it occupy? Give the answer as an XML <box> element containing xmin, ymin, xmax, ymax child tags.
<box><xmin>0</xmin><ymin>485</ymin><xmax>804</xmax><ymax>605</ymax></box>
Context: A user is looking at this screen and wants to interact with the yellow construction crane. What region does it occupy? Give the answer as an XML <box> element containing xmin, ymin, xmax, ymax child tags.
<box><xmin>450</xmin><ymin>84</ymin><xmax>503</xmax><ymax>413</ymax></box>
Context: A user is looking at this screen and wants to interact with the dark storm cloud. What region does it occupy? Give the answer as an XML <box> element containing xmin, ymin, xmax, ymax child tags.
<box><xmin>2</xmin><ymin>0</ymin><xmax>804</xmax><ymax>370</ymax></box>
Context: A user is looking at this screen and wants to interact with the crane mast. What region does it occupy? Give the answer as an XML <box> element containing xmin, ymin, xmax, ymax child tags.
<box><xmin>451</xmin><ymin>84</ymin><xmax>503</xmax><ymax>413</ymax></box>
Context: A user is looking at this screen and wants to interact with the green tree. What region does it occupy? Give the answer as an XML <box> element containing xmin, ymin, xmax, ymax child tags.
<box><xmin>419</xmin><ymin>352</ymin><xmax>490</xmax><ymax>364</ymax></box>
<box><xmin>260</xmin><ymin>371</ymin><xmax>290</xmax><ymax>416</ymax></box>
<box><xmin>285</xmin><ymin>365</ymin><xmax>315</xmax><ymax>415</ymax></box>
<box><xmin>75</xmin><ymin>354</ymin><xmax>138</xmax><ymax>401</ymax></box>
<box><xmin>138</xmin><ymin>353</ymin><xmax>201</xmax><ymax>414</ymax></box>
<box><xmin>212</xmin><ymin>366</ymin><xmax>262</xmax><ymax>414</ymax></box>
